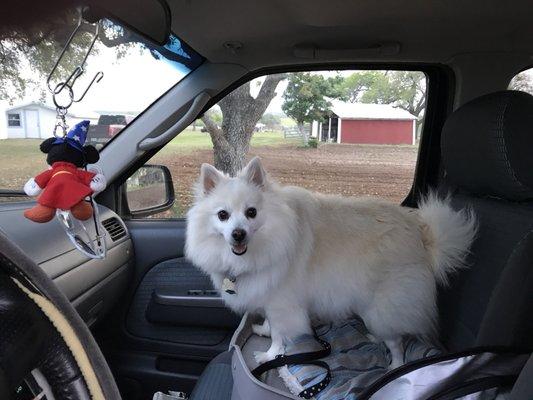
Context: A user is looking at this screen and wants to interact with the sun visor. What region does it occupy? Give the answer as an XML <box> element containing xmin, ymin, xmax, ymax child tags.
<box><xmin>83</xmin><ymin>0</ymin><xmax>171</xmax><ymax>45</ymax></box>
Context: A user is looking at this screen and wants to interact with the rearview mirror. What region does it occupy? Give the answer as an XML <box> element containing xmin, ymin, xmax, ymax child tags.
<box><xmin>125</xmin><ymin>165</ymin><xmax>175</xmax><ymax>217</ymax></box>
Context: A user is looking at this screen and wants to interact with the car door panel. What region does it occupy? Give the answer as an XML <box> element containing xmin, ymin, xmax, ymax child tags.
<box><xmin>126</xmin><ymin>219</ymin><xmax>187</xmax><ymax>282</ymax></box>
<box><xmin>102</xmin><ymin>219</ymin><xmax>239</xmax><ymax>399</ymax></box>
<box><xmin>146</xmin><ymin>288</ymin><xmax>240</xmax><ymax>329</ymax></box>
<box><xmin>126</xmin><ymin>257</ymin><xmax>237</xmax><ymax>345</ymax></box>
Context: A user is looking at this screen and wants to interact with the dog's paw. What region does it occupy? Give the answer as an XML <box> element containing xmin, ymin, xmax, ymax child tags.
<box><xmin>252</xmin><ymin>323</ymin><xmax>271</xmax><ymax>337</ymax></box>
<box><xmin>254</xmin><ymin>350</ymin><xmax>277</xmax><ymax>364</ymax></box>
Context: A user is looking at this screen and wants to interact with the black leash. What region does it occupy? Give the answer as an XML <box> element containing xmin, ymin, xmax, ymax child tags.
<box><xmin>89</xmin><ymin>196</ymin><xmax>101</xmax><ymax>246</ymax></box>
<box><xmin>84</xmin><ymin>164</ymin><xmax>101</xmax><ymax>247</ymax></box>
<box><xmin>251</xmin><ymin>336</ymin><xmax>332</xmax><ymax>399</ymax></box>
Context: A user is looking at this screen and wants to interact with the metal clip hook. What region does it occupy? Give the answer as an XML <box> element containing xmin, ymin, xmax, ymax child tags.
<box><xmin>46</xmin><ymin>12</ymin><xmax>100</xmax><ymax>93</ymax></box>
<box><xmin>53</xmin><ymin>122</ymin><xmax>67</xmax><ymax>138</ymax></box>
<box><xmin>73</xmin><ymin>71</ymin><xmax>104</xmax><ymax>103</ymax></box>
<box><xmin>53</xmin><ymin>66</ymin><xmax>83</xmax><ymax>95</ymax></box>
<box><xmin>52</xmin><ymin>106</ymin><xmax>69</xmax><ymax>138</ymax></box>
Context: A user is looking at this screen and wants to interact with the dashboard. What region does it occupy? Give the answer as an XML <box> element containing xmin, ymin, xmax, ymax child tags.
<box><xmin>0</xmin><ymin>200</ymin><xmax>133</xmax><ymax>327</ymax></box>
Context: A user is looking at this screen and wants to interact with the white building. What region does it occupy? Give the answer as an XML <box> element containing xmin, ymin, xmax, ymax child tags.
<box><xmin>3</xmin><ymin>102</ymin><xmax>98</xmax><ymax>139</ymax></box>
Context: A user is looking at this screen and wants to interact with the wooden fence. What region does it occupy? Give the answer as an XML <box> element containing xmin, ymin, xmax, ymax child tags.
<box><xmin>283</xmin><ymin>127</ymin><xmax>303</xmax><ymax>139</ymax></box>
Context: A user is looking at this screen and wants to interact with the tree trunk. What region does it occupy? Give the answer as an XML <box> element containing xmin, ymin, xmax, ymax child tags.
<box><xmin>298</xmin><ymin>122</ymin><xmax>309</xmax><ymax>146</ymax></box>
<box><xmin>201</xmin><ymin>74</ymin><xmax>286</xmax><ymax>175</ymax></box>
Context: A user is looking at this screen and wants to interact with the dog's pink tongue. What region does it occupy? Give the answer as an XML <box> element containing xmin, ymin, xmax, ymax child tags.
<box><xmin>233</xmin><ymin>244</ymin><xmax>246</xmax><ymax>253</ymax></box>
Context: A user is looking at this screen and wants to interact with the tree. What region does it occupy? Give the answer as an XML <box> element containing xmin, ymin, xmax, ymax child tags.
<box><xmin>0</xmin><ymin>10</ymin><xmax>146</xmax><ymax>104</ymax></box>
<box><xmin>201</xmin><ymin>74</ymin><xmax>286</xmax><ymax>176</ymax></box>
<box><xmin>342</xmin><ymin>71</ymin><xmax>427</xmax><ymax>121</ymax></box>
<box><xmin>0</xmin><ymin>9</ymin><xmax>99</xmax><ymax>103</ymax></box>
<box><xmin>341</xmin><ymin>71</ymin><xmax>385</xmax><ymax>102</ymax></box>
<box><xmin>260</xmin><ymin>113</ymin><xmax>281</xmax><ymax>130</ymax></box>
<box><xmin>281</xmin><ymin>72</ymin><xmax>345</xmax><ymax>145</ymax></box>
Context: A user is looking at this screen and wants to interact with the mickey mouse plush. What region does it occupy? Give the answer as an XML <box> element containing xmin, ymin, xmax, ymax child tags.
<box><xmin>23</xmin><ymin>120</ymin><xmax>107</xmax><ymax>223</ymax></box>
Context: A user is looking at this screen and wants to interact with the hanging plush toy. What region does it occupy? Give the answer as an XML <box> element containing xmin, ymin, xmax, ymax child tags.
<box><xmin>23</xmin><ymin>120</ymin><xmax>107</xmax><ymax>223</ymax></box>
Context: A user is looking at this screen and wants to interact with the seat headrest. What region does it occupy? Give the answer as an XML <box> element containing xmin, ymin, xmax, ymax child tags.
<box><xmin>442</xmin><ymin>90</ymin><xmax>533</xmax><ymax>201</ymax></box>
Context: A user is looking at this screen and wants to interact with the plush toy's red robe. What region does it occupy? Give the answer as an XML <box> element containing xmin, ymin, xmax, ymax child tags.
<box><xmin>34</xmin><ymin>161</ymin><xmax>96</xmax><ymax>210</ymax></box>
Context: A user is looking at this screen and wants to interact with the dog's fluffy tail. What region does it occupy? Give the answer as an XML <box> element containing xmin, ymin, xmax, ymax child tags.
<box><xmin>418</xmin><ymin>192</ymin><xmax>477</xmax><ymax>286</ymax></box>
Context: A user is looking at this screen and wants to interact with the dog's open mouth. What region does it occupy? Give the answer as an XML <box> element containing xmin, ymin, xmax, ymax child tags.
<box><xmin>231</xmin><ymin>243</ymin><xmax>247</xmax><ymax>256</ymax></box>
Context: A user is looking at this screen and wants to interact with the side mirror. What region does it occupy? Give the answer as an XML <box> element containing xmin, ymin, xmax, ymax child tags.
<box><xmin>125</xmin><ymin>165</ymin><xmax>174</xmax><ymax>218</ymax></box>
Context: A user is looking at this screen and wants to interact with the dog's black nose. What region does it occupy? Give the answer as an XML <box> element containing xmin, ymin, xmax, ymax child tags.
<box><xmin>232</xmin><ymin>229</ymin><xmax>246</xmax><ymax>242</ymax></box>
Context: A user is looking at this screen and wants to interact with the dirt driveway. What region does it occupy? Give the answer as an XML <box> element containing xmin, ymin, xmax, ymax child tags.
<box><xmin>152</xmin><ymin>143</ymin><xmax>418</xmax><ymax>215</ymax></box>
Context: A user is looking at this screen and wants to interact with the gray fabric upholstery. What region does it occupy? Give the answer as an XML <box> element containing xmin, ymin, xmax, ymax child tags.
<box><xmin>189</xmin><ymin>351</ymin><xmax>233</xmax><ymax>400</ymax></box>
<box><xmin>510</xmin><ymin>354</ymin><xmax>533</xmax><ymax>400</ymax></box>
<box><xmin>438</xmin><ymin>194</ymin><xmax>533</xmax><ymax>350</ymax></box>
<box><xmin>477</xmin><ymin>229</ymin><xmax>533</xmax><ymax>348</ymax></box>
<box><xmin>441</xmin><ymin>90</ymin><xmax>533</xmax><ymax>201</ymax></box>
<box><xmin>439</xmin><ymin>90</ymin><xmax>533</xmax><ymax>352</ymax></box>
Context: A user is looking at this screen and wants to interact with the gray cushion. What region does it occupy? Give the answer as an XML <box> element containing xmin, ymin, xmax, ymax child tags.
<box><xmin>189</xmin><ymin>351</ymin><xmax>233</xmax><ymax>400</ymax></box>
<box><xmin>438</xmin><ymin>194</ymin><xmax>533</xmax><ymax>351</ymax></box>
<box><xmin>441</xmin><ymin>90</ymin><xmax>533</xmax><ymax>201</ymax></box>
<box><xmin>477</xmin><ymin>229</ymin><xmax>533</xmax><ymax>348</ymax></box>
<box><xmin>438</xmin><ymin>91</ymin><xmax>533</xmax><ymax>352</ymax></box>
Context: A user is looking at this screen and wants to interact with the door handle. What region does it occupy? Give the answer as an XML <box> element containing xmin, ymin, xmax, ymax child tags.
<box><xmin>153</xmin><ymin>289</ymin><xmax>226</xmax><ymax>308</ymax></box>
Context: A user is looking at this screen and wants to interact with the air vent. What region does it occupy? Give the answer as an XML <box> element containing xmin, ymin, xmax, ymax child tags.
<box><xmin>102</xmin><ymin>217</ymin><xmax>127</xmax><ymax>242</ymax></box>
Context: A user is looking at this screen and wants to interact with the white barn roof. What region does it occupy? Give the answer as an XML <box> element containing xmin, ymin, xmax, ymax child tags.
<box><xmin>330</xmin><ymin>101</ymin><xmax>416</xmax><ymax>121</ymax></box>
<box><xmin>5</xmin><ymin>102</ymin><xmax>100</xmax><ymax>120</ymax></box>
<box><xmin>6</xmin><ymin>101</ymin><xmax>60</xmax><ymax>114</ymax></box>
<box><xmin>5</xmin><ymin>101</ymin><xmax>79</xmax><ymax>117</ymax></box>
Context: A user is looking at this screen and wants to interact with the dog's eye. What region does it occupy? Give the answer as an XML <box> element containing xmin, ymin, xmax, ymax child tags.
<box><xmin>246</xmin><ymin>207</ymin><xmax>257</xmax><ymax>219</ymax></box>
<box><xmin>217</xmin><ymin>210</ymin><xmax>229</xmax><ymax>221</ymax></box>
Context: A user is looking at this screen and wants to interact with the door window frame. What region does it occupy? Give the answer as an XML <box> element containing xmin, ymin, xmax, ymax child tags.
<box><xmin>108</xmin><ymin>63</ymin><xmax>455</xmax><ymax>220</ymax></box>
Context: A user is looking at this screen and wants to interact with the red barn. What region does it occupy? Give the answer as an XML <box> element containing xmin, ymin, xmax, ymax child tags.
<box><xmin>313</xmin><ymin>102</ymin><xmax>417</xmax><ymax>145</ymax></box>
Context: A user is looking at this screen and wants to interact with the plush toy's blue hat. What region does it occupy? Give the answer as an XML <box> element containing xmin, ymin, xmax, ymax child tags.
<box><xmin>53</xmin><ymin>120</ymin><xmax>90</xmax><ymax>152</ymax></box>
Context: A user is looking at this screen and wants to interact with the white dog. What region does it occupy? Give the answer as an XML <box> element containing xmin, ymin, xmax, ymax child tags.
<box><xmin>185</xmin><ymin>157</ymin><xmax>476</xmax><ymax>368</ymax></box>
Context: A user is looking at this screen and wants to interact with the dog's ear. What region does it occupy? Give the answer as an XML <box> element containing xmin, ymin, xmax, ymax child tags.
<box><xmin>241</xmin><ymin>157</ymin><xmax>267</xmax><ymax>188</ymax></box>
<box><xmin>200</xmin><ymin>163</ymin><xmax>223</xmax><ymax>195</ymax></box>
<box><xmin>40</xmin><ymin>138</ymin><xmax>56</xmax><ymax>153</ymax></box>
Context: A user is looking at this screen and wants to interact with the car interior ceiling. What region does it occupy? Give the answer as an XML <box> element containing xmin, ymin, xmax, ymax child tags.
<box><xmin>0</xmin><ymin>0</ymin><xmax>532</xmax><ymax>400</ymax></box>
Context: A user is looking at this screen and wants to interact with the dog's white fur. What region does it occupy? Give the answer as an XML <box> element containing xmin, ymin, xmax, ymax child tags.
<box><xmin>185</xmin><ymin>157</ymin><xmax>477</xmax><ymax>367</ymax></box>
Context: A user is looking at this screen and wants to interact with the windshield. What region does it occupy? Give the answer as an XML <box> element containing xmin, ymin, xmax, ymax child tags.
<box><xmin>0</xmin><ymin>16</ymin><xmax>202</xmax><ymax>193</ymax></box>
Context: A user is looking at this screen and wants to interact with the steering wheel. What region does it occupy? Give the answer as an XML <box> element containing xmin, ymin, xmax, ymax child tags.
<box><xmin>0</xmin><ymin>230</ymin><xmax>121</xmax><ymax>400</ymax></box>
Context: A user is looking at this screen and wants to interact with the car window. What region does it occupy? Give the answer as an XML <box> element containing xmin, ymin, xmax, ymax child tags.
<box><xmin>136</xmin><ymin>70</ymin><xmax>427</xmax><ymax>218</ymax></box>
<box><xmin>0</xmin><ymin>17</ymin><xmax>202</xmax><ymax>197</ymax></box>
<box><xmin>508</xmin><ymin>67</ymin><xmax>533</xmax><ymax>95</ymax></box>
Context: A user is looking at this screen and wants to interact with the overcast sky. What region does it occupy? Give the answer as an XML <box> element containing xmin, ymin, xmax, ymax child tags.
<box><xmin>59</xmin><ymin>43</ymin><xmax>188</xmax><ymax>116</ymax></box>
<box><xmin>2</xmin><ymin>40</ymin><xmax>533</xmax><ymax>129</ymax></box>
<box><xmin>0</xmin><ymin>41</ymin><xmax>187</xmax><ymax>118</ymax></box>
<box><xmin>2</xmin><ymin>43</ymin><xmax>295</xmax><ymax>120</ymax></box>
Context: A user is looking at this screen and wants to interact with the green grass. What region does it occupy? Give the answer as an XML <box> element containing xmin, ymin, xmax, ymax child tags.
<box><xmin>0</xmin><ymin>130</ymin><xmax>300</xmax><ymax>191</ymax></box>
<box><xmin>158</xmin><ymin>129</ymin><xmax>300</xmax><ymax>155</ymax></box>
<box><xmin>0</xmin><ymin>139</ymin><xmax>45</xmax><ymax>190</ymax></box>
<box><xmin>281</xmin><ymin>117</ymin><xmax>297</xmax><ymax>127</ymax></box>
